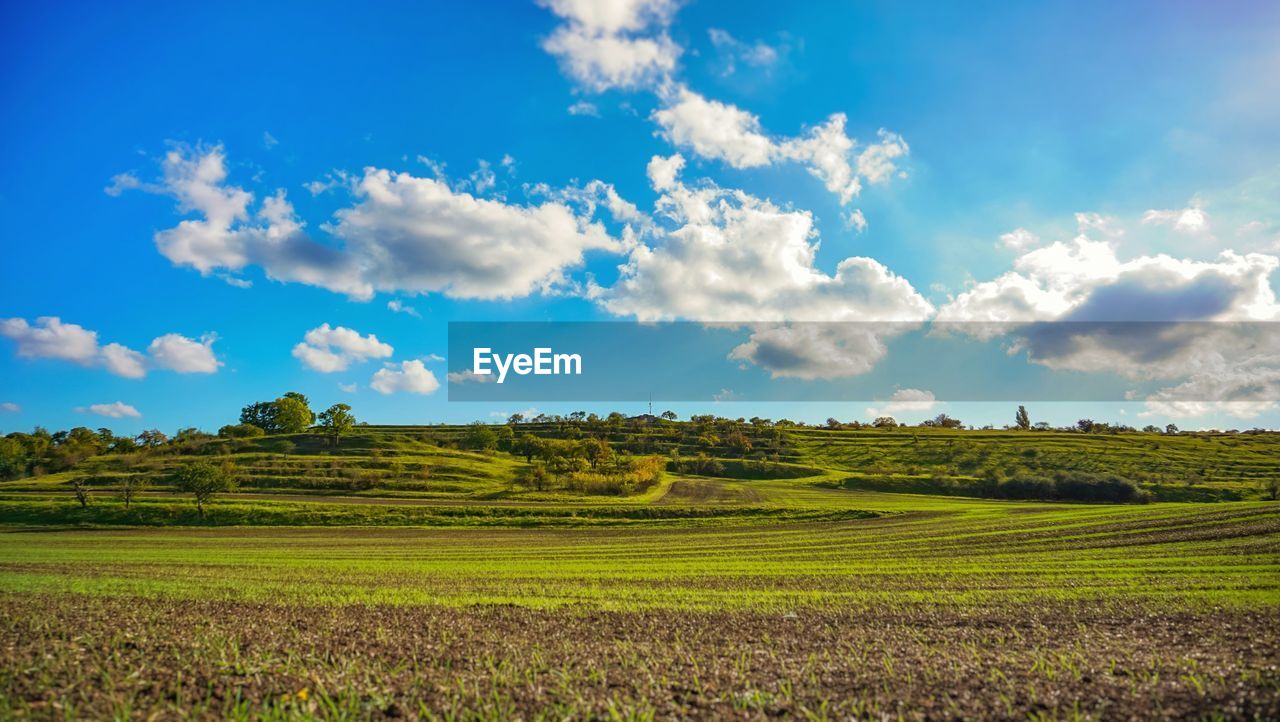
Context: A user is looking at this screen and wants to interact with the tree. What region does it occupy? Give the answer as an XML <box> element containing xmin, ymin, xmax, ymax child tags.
<box><xmin>282</xmin><ymin>392</ymin><xmax>313</xmax><ymax>418</ymax></box>
<box><xmin>508</xmin><ymin>413</ymin><xmax>525</xmax><ymax>425</ymax></box>
<box><xmin>218</xmin><ymin>423</ymin><xmax>265</xmax><ymax>439</ymax></box>
<box><xmin>317</xmin><ymin>403</ymin><xmax>356</xmax><ymax>448</ymax></box>
<box><xmin>119</xmin><ymin>476</ymin><xmax>146</xmax><ymax>509</ymax></box>
<box><xmin>461</xmin><ymin>423</ymin><xmax>498</xmax><ymax>451</ymax></box>
<box><xmin>515</xmin><ymin>433</ymin><xmax>542</xmax><ymax>463</ymax></box>
<box><xmin>1165</xmin><ymin>424</ymin><xmax>1179</xmax><ymax>435</ymax></box>
<box><xmin>173</xmin><ymin>460</ymin><xmax>238</xmax><ymax>517</ymax></box>
<box><xmin>660</xmin><ymin>410</ymin><xmax>678</xmax><ymax>421</ymax></box>
<box><xmin>273</xmin><ymin>396</ymin><xmax>313</xmax><ymax>434</ymax></box>
<box><xmin>1262</xmin><ymin>478</ymin><xmax>1280</xmax><ymax>501</ymax></box>
<box><xmin>872</xmin><ymin>416</ymin><xmax>898</xmax><ymax>428</ymax></box>
<box><xmin>581</xmin><ymin>437</ymin><xmax>612</xmax><ymax>469</ymax></box>
<box><xmin>1015</xmin><ymin>405</ymin><xmax>1031</xmax><ymax>430</ymax></box>
<box><xmin>136</xmin><ymin>429</ymin><xmax>169</xmax><ymax>448</ymax></box>
<box><xmin>240</xmin><ymin>401</ymin><xmax>278</xmax><ymax>431</ymax></box>
<box><xmin>71</xmin><ymin>478</ymin><xmax>90</xmax><ymax>508</ymax></box>
<box><xmin>931</xmin><ymin>414</ymin><xmax>962</xmax><ymax>429</ymax></box>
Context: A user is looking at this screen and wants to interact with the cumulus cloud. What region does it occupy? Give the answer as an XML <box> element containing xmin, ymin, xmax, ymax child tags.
<box><xmin>539</xmin><ymin>0</ymin><xmax>681</xmax><ymax>92</ymax></box>
<box><xmin>447</xmin><ymin>368</ymin><xmax>495</xmax><ymax>384</ymax></box>
<box><xmin>0</xmin><ymin>316</ymin><xmax>100</xmax><ymax>364</ymax></box>
<box><xmin>652</xmin><ymin>87</ymin><xmax>775</xmax><ymax>168</ymax></box>
<box><xmin>370</xmin><ymin>360</ymin><xmax>441</xmax><ymax>395</ymax></box>
<box><xmin>604</xmin><ymin>154</ymin><xmax>932</xmax><ymax>324</ymax></box>
<box><xmin>1142</xmin><ymin>203</ymin><xmax>1209</xmax><ymax>234</ymax></box>
<box><xmin>599</xmin><ymin>154</ymin><xmax>932</xmax><ymax>378</ymax></box>
<box><xmin>120</xmin><ymin>145</ymin><xmax>625</xmax><ymax>302</ymax></box>
<box><xmin>865</xmin><ymin>388</ymin><xmax>937</xmax><ymax>418</ymax></box>
<box><xmin>567</xmin><ymin>100</ymin><xmax>601</xmax><ymax>117</ymax></box>
<box><xmin>652</xmin><ymin>87</ymin><xmax>909</xmax><ymax>205</ymax></box>
<box><xmin>101</xmin><ymin>343</ymin><xmax>147</xmax><ymax>379</ymax></box>
<box><xmin>707</xmin><ymin>28</ymin><xmax>781</xmax><ymax>76</ymax></box>
<box><xmin>0</xmin><ymin>402</ymin><xmax>20</xmax><ymax>413</ymax></box>
<box><xmin>1</xmin><ymin>316</ymin><xmax>219</xmax><ymax>378</ymax></box>
<box><xmin>999</xmin><ymin>227</ymin><xmax>1040</xmax><ymax>252</ymax></box>
<box><xmin>386</xmin><ymin>300</ymin><xmax>421</xmax><ymax>318</ymax></box>
<box><xmin>148</xmin><ymin>334</ymin><xmax>221</xmax><ymax>373</ymax></box>
<box><xmin>293</xmin><ymin>324</ymin><xmax>393</xmax><ymax>373</ymax></box>
<box><xmin>76</xmin><ymin>401</ymin><xmax>141</xmax><ymax>419</ymax></box>
<box><xmin>937</xmin><ymin>213</ymin><xmax>1280</xmax><ymax>416</ymax></box>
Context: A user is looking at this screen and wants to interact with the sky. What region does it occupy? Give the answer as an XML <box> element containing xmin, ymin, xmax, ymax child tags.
<box><xmin>2</xmin><ymin>0</ymin><xmax>1279</xmax><ymax>435</ymax></box>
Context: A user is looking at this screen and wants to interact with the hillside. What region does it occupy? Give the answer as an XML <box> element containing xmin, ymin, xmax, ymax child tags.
<box><xmin>2</xmin><ymin>420</ymin><xmax>1278</xmax><ymax>519</ymax></box>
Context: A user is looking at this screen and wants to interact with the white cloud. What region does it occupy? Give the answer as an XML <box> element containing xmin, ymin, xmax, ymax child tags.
<box><xmin>844</xmin><ymin>209</ymin><xmax>867</xmax><ymax>233</ymax></box>
<box><xmin>653</xmin><ymin>87</ymin><xmax>776</xmax><ymax>168</ymax></box>
<box><xmin>652</xmin><ymin>87</ymin><xmax>909</xmax><ymax>205</ymax></box>
<box><xmin>1142</xmin><ymin>204</ymin><xmax>1209</xmax><ymax>234</ymax></box>
<box><xmin>0</xmin><ymin>317</ymin><xmax>100</xmax><ymax>364</ymax></box>
<box><xmin>76</xmin><ymin>401</ymin><xmax>141</xmax><ymax>419</ymax></box>
<box><xmin>1</xmin><ymin>316</ymin><xmax>218</xmax><ymax>378</ymax></box>
<box><xmin>999</xmin><ymin>227</ymin><xmax>1040</xmax><ymax>252</ymax></box>
<box><xmin>148</xmin><ymin>333</ymin><xmax>221</xmax><ymax>374</ymax></box>
<box><xmin>338</xmin><ymin>382</ymin><xmax>357</xmax><ymax>393</ymax></box>
<box><xmin>937</xmin><ymin>212</ymin><xmax>1280</xmax><ymax>412</ymax></box>
<box><xmin>0</xmin><ymin>402</ymin><xmax>19</xmax><ymax>413</ymax></box>
<box><xmin>599</xmin><ymin>154</ymin><xmax>932</xmax><ymax>379</ymax></box>
<box><xmin>447</xmin><ymin>368</ymin><xmax>495</xmax><ymax>384</ymax></box>
<box><xmin>292</xmin><ymin>324</ymin><xmax>393</xmax><ymax>373</ymax></box>
<box><xmin>568</xmin><ymin>100</ymin><xmax>601</xmax><ymax>117</ymax></box>
<box><xmin>263</xmin><ymin>131</ymin><xmax>279</xmax><ymax>149</ymax></box>
<box><xmin>386</xmin><ymin>300</ymin><xmax>421</xmax><ymax>318</ymax></box>
<box><xmin>707</xmin><ymin>28</ymin><xmax>781</xmax><ymax>76</ymax></box>
<box><xmin>866</xmin><ymin>388</ymin><xmax>937</xmax><ymax>418</ymax></box>
<box><xmin>123</xmin><ymin>145</ymin><xmax>626</xmax><ymax>302</ymax></box>
<box><xmin>100</xmin><ymin>343</ymin><xmax>147</xmax><ymax>379</ymax></box>
<box><xmin>604</xmin><ymin>154</ymin><xmax>933</xmax><ymax>325</ymax></box>
<box><xmin>370</xmin><ymin>360</ymin><xmax>441</xmax><ymax>395</ymax></box>
<box><xmin>539</xmin><ymin>0</ymin><xmax>681</xmax><ymax>92</ymax></box>
<box><xmin>104</xmin><ymin>172</ymin><xmax>142</xmax><ymax>197</ymax></box>
<box><xmin>1140</xmin><ymin>366</ymin><xmax>1280</xmax><ymax>420</ymax></box>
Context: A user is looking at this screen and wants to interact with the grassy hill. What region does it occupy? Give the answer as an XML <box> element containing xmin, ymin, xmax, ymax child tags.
<box><xmin>2</xmin><ymin>421</ymin><xmax>1279</xmax><ymax>521</ymax></box>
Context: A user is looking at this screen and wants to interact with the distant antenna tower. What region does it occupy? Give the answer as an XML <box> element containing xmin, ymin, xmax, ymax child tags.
<box><xmin>648</xmin><ymin>393</ymin><xmax>653</xmax><ymax>416</ymax></box>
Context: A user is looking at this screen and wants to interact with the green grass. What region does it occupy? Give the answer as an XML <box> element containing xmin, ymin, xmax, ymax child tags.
<box><xmin>1</xmin><ymin>492</ymin><xmax>1275</xmax><ymax>611</ymax></box>
<box><xmin>3</xmin><ymin>424</ymin><xmax>1278</xmax><ymax>719</ymax></box>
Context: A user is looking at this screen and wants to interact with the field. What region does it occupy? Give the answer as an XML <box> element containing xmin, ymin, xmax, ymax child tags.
<box><xmin>1</xmin><ymin>422</ymin><xmax>1279</xmax><ymax>719</ymax></box>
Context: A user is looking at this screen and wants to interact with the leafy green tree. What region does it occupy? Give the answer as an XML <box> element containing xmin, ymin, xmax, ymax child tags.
<box><xmin>136</xmin><ymin>429</ymin><xmax>168</xmax><ymax>448</ymax></box>
<box><xmin>515</xmin><ymin>433</ymin><xmax>542</xmax><ymax>463</ymax></box>
<box><xmin>461</xmin><ymin>423</ymin><xmax>498</xmax><ymax>451</ymax></box>
<box><xmin>581</xmin><ymin>437</ymin><xmax>612</xmax><ymax>469</ymax></box>
<box><xmin>318</xmin><ymin>403</ymin><xmax>356</xmax><ymax>448</ymax></box>
<box><xmin>218</xmin><ymin>423</ymin><xmax>265</xmax><ymax>439</ymax></box>
<box><xmin>240</xmin><ymin>401</ymin><xmax>279</xmax><ymax>431</ymax></box>
<box><xmin>282</xmin><ymin>392</ymin><xmax>316</xmax><ymax>425</ymax></box>
<box><xmin>1015</xmin><ymin>405</ymin><xmax>1031</xmax><ymax>430</ymax></box>
<box><xmin>273</xmin><ymin>396</ymin><xmax>313</xmax><ymax>434</ymax></box>
<box><xmin>173</xmin><ymin>460</ymin><xmax>238</xmax><ymax>517</ymax></box>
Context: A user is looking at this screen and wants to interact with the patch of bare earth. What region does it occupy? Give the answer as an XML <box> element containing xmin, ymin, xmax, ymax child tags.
<box><xmin>1</xmin><ymin>594</ymin><xmax>1277</xmax><ymax>720</ymax></box>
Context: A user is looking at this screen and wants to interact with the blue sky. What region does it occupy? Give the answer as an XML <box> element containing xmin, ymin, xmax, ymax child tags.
<box><xmin>2</xmin><ymin>0</ymin><xmax>1279</xmax><ymax>434</ymax></box>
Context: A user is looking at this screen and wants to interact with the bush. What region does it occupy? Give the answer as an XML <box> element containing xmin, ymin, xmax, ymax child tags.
<box><xmin>218</xmin><ymin>424</ymin><xmax>265</xmax><ymax>439</ymax></box>
<box><xmin>993</xmin><ymin>472</ymin><xmax>1150</xmax><ymax>503</ymax></box>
